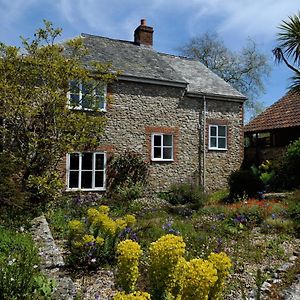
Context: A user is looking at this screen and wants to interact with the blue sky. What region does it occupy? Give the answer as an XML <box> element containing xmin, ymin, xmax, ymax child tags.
<box><xmin>0</xmin><ymin>0</ymin><xmax>299</xmax><ymax>109</ymax></box>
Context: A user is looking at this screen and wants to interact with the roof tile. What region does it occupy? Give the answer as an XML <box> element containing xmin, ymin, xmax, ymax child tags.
<box><xmin>244</xmin><ymin>91</ymin><xmax>300</xmax><ymax>132</ymax></box>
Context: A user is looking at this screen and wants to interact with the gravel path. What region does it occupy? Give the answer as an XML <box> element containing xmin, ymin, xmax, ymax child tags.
<box><xmin>283</xmin><ymin>275</ymin><xmax>300</xmax><ymax>300</ymax></box>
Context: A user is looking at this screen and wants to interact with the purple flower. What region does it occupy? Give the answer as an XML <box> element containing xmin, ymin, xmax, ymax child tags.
<box><xmin>162</xmin><ymin>222</ymin><xmax>172</xmax><ymax>230</ymax></box>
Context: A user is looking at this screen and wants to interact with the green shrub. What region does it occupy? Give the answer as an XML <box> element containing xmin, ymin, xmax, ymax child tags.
<box><xmin>284</xmin><ymin>138</ymin><xmax>300</xmax><ymax>188</ymax></box>
<box><xmin>107</xmin><ymin>151</ymin><xmax>148</xmax><ymax>192</ymax></box>
<box><xmin>165</xmin><ymin>183</ymin><xmax>207</xmax><ymax>208</ymax></box>
<box><xmin>287</xmin><ymin>190</ymin><xmax>300</xmax><ymax>234</ymax></box>
<box><xmin>228</xmin><ymin>170</ymin><xmax>264</xmax><ymax>201</ymax></box>
<box><xmin>0</xmin><ymin>152</ymin><xmax>27</xmax><ymax>208</ymax></box>
<box><xmin>115</xmin><ymin>179</ymin><xmax>144</xmax><ymax>202</ymax></box>
<box><xmin>0</xmin><ymin>227</ymin><xmax>41</xmax><ymax>299</ymax></box>
<box><xmin>273</xmin><ymin>139</ymin><xmax>300</xmax><ymax>190</ymax></box>
<box><xmin>67</xmin><ymin>205</ymin><xmax>138</xmax><ymax>269</ymax></box>
<box><xmin>261</xmin><ymin>217</ymin><xmax>294</xmax><ymax>234</ymax></box>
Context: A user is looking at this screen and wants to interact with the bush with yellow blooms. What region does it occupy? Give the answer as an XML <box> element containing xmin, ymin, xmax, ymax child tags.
<box><xmin>67</xmin><ymin>205</ymin><xmax>137</xmax><ymax>268</ymax></box>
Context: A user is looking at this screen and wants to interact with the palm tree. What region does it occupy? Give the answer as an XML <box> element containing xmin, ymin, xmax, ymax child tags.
<box><xmin>273</xmin><ymin>12</ymin><xmax>300</xmax><ymax>92</ymax></box>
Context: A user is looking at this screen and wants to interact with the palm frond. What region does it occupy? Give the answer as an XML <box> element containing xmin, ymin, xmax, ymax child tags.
<box><xmin>289</xmin><ymin>70</ymin><xmax>300</xmax><ymax>93</ymax></box>
<box><xmin>277</xmin><ymin>12</ymin><xmax>300</xmax><ymax>66</ymax></box>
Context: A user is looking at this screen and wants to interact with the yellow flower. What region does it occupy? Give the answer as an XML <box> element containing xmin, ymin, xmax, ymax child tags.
<box><xmin>113</xmin><ymin>291</ymin><xmax>151</xmax><ymax>300</ymax></box>
<box><xmin>99</xmin><ymin>205</ymin><xmax>110</xmax><ymax>215</ymax></box>
<box><xmin>208</xmin><ymin>252</ymin><xmax>232</xmax><ymax>277</ymax></box>
<box><xmin>73</xmin><ymin>241</ymin><xmax>83</xmax><ymax>248</ymax></box>
<box><xmin>179</xmin><ymin>258</ymin><xmax>218</xmax><ymax>300</ymax></box>
<box><xmin>82</xmin><ymin>234</ymin><xmax>95</xmax><ymax>245</ymax></box>
<box><xmin>116</xmin><ymin>239</ymin><xmax>143</xmax><ymax>293</ymax></box>
<box><xmin>87</xmin><ymin>208</ymin><xmax>99</xmax><ymax>223</ymax></box>
<box><xmin>149</xmin><ymin>234</ymin><xmax>186</xmax><ymax>296</ymax></box>
<box><xmin>95</xmin><ymin>236</ymin><xmax>104</xmax><ymax>247</ymax></box>
<box><xmin>68</xmin><ymin>220</ymin><xmax>84</xmax><ymax>232</ymax></box>
<box><xmin>124</xmin><ymin>214</ymin><xmax>137</xmax><ymax>227</ymax></box>
<box><xmin>116</xmin><ymin>218</ymin><xmax>127</xmax><ymax>231</ymax></box>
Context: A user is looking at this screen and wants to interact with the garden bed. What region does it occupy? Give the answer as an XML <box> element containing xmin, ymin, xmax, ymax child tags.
<box><xmin>44</xmin><ymin>192</ymin><xmax>300</xmax><ymax>299</ymax></box>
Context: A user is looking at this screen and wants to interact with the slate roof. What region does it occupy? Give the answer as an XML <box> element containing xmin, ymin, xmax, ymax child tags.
<box><xmin>244</xmin><ymin>91</ymin><xmax>300</xmax><ymax>132</ymax></box>
<box><xmin>65</xmin><ymin>33</ymin><xmax>246</xmax><ymax>100</ymax></box>
<box><xmin>160</xmin><ymin>53</ymin><xmax>245</xmax><ymax>99</ymax></box>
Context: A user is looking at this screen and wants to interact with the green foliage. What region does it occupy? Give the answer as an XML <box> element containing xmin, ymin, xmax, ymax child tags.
<box><xmin>115</xmin><ymin>179</ymin><xmax>144</xmax><ymax>202</ymax></box>
<box><xmin>257</xmin><ymin>160</ymin><xmax>276</xmax><ymax>188</ymax></box>
<box><xmin>0</xmin><ymin>152</ymin><xmax>27</xmax><ymax>208</ymax></box>
<box><xmin>0</xmin><ymin>227</ymin><xmax>47</xmax><ymax>299</ymax></box>
<box><xmin>0</xmin><ymin>20</ymin><xmax>117</xmax><ymax>205</ymax></box>
<box><xmin>261</xmin><ymin>217</ymin><xmax>294</xmax><ymax>234</ymax></box>
<box><xmin>207</xmin><ymin>189</ymin><xmax>229</xmax><ymax>204</ymax></box>
<box><xmin>107</xmin><ymin>151</ymin><xmax>149</xmax><ymax>201</ymax></box>
<box><xmin>273</xmin><ymin>12</ymin><xmax>300</xmax><ymax>92</ymax></box>
<box><xmin>67</xmin><ymin>205</ymin><xmax>137</xmax><ymax>269</ymax></box>
<box><xmin>286</xmin><ymin>190</ymin><xmax>300</xmax><ymax>234</ymax></box>
<box><xmin>33</xmin><ymin>275</ymin><xmax>56</xmax><ymax>300</ymax></box>
<box><xmin>164</xmin><ymin>182</ymin><xmax>207</xmax><ymax>208</ymax></box>
<box><xmin>228</xmin><ymin>169</ymin><xmax>264</xmax><ymax>201</ymax></box>
<box><xmin>283</xmin><ymin>138</ymin><xmax>300</xmax><ymax>188</ymax></box>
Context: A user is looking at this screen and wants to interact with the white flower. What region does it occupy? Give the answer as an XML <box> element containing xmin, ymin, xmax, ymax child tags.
<box><xmin>19</xmin><ymin>226</ymin><xmax>24</xmax><ymax>232</ymax></box>
<box><xmin>8</xmin><ymin>258</ymin><xmax>16</xmax><ymax>266</ymax></box>
<box><xmin>91</xmin><ymin>258</ymin><xmax>96</xmax><ymax>263</ymax></box>
<box><xmin>10</xmin><ymin>278</ymin><xmax>14</xmax><ymax>282</ymax></box>
<box><xmin>33</xmin><ymin>265</ymin><xmax>38</xmax><ymax>269</ymax></box>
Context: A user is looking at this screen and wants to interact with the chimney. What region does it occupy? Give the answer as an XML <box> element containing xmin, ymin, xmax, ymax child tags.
<box><xmin>134</xmin><ymin>19</ymin><xmax>154</xmax><ymax>47</ymax></box>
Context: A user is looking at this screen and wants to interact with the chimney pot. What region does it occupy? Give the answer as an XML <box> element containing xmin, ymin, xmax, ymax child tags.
<box><xmin>134</xmin><ymin>19</ymin><xmax>153</xmax><ymax>47</ymax></box>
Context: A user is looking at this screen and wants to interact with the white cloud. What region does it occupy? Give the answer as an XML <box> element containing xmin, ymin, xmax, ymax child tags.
<box><xmin>0</xmin><ymin>0</ymin><xmax>37</xmax><ymax>29</ymax></box>
<box><xmin>54</xmin><ymin>0</ymin><xmax>300</xmax><ymax>44</ymax></box>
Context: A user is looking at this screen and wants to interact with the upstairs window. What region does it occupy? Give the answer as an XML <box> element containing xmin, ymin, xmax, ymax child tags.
<box><xmin>151</xmin><ymin>133</ymin><xmax>173</xmax><ymax>161</ymax></box>
<box><xmin>67</xmin><ymin>152</ymin><xmax>106</xmax><ymax>191</ymax></box>
<box><xmin>68</xmin><ymin>81</ymin><xmax>106</xmax><ymax>111</ymax></box>
<box><xmin>209</xmin><ymin>125</ymin><xmax>227</xmax><ymax>150</ymax></box>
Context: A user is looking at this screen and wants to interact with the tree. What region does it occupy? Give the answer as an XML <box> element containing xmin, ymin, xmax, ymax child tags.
<box><xmin>178</xmin><ymin>33</ymin><xmax>271</xmax><ymax>119</ymax></box>
<box><xmin>0</xmin><ymin>21</ymin><xmax>117</xmax><ymax>206</ymax></box>
<box><xmin>273</xmin><ymin>12</ymin><xmax>300</xmax><ymax>92</ymax></box>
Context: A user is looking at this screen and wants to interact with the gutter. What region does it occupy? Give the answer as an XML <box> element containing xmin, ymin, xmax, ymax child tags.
<box><xmin>118</xmin><ymin>74</ymin><xmax>188</xmax><ymax>88</ymax></box>
<box><xmin>187</xmin><ymin>91</ymin><xmax>247</xmax><ymax>102</ymax></box>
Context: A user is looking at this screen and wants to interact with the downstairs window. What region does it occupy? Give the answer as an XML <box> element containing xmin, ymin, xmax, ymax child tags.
<box><xmin>67</xmin><ymin>152</ymin><xmax>106</xmax><ymax>191</ymax></box>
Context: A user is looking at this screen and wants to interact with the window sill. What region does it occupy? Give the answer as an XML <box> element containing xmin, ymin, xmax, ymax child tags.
<box><xmin>66</xmin><ymin>188</ymin><xmax>106</xmax><ymax>192</ymax></box>
<box><xmin>151</xmin><ymin>158</ymin><xmax>174</xmax><ymax>162</ymax></box>
<box><xmin>208</xmin><ymin>147</ymin><xmax>228</xmax><ymax>151</ymax></box>
<box><xmin>68</xmin><ymin>106</ymin><xmax>107</xmax><ymax>112</ymax></box>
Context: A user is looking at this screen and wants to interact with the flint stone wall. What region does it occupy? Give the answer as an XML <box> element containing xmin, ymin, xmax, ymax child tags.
<box><xmin>99</xmin><ymin>81</ymin><xmax>243</xmax><ymax>191</ymax></box>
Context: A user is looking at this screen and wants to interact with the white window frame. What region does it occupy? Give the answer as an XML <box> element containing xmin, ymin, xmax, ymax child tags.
<box><xmin>67</xmin><ymin>81</ymin><xmax>107</xmax><ymax>111</ymax></box>
<box><xmin>66</xmin><ymin>152</ymin><xmax>106</xmax><ymax>191</ymax></box>
<box><xmin>151</xmin><ymin>133</ymin><xmax>174</xmax><ymax>162</ymax></box>
<box><xmin>209</xmin><ymin>125</ymin><xmax>227</xmax><ymax>150</ymax></box>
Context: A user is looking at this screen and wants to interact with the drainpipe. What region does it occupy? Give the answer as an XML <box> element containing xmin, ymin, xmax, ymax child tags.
<box><xmin>202</xmin><ymin>95</ymin><xmax>207</xmax><ymax>190</ymax></box>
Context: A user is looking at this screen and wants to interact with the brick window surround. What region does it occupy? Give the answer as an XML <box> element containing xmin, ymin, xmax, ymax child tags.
<box><xmin>145</xmin><ymin>126</ymin><xmax>179</xmax><ymax>162</ymax></box>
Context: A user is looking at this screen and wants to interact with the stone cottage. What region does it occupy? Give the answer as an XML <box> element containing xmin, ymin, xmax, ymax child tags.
<box><xmin>64</xmin><ymin>19</ymin><xmax>246</xmax><ymax>193</ymax></box>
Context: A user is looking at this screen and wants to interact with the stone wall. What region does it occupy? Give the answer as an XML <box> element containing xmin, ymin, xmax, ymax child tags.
<box><xmin>101</xmin><ymin>81</ymin><xmax>243</xmax><ymax>192</ymax></box>
<box><xmin>202</xmin><ymin>98</ymin><xmax>244</xmax><ymax>191</ymax></box>
<box><xmin>102</xmin><ymin>81</ymin><xmax>201</xmax><ymax>191</ymax></box>
<box><xmin>60</xmin><ymin>81</ymin><xmax>244</xmax><ymax>192</ymax></box>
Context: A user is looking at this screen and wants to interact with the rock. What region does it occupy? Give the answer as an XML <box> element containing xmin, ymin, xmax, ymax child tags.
<box><xmin>278</xmin><ymin>263</ymin><xmax>293</xmax><ymax>273</ymax></box>
<box><xmin>31</xmin><ymin>215</ymin><xmax>76</xmax><ymax>300</ymax></box>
